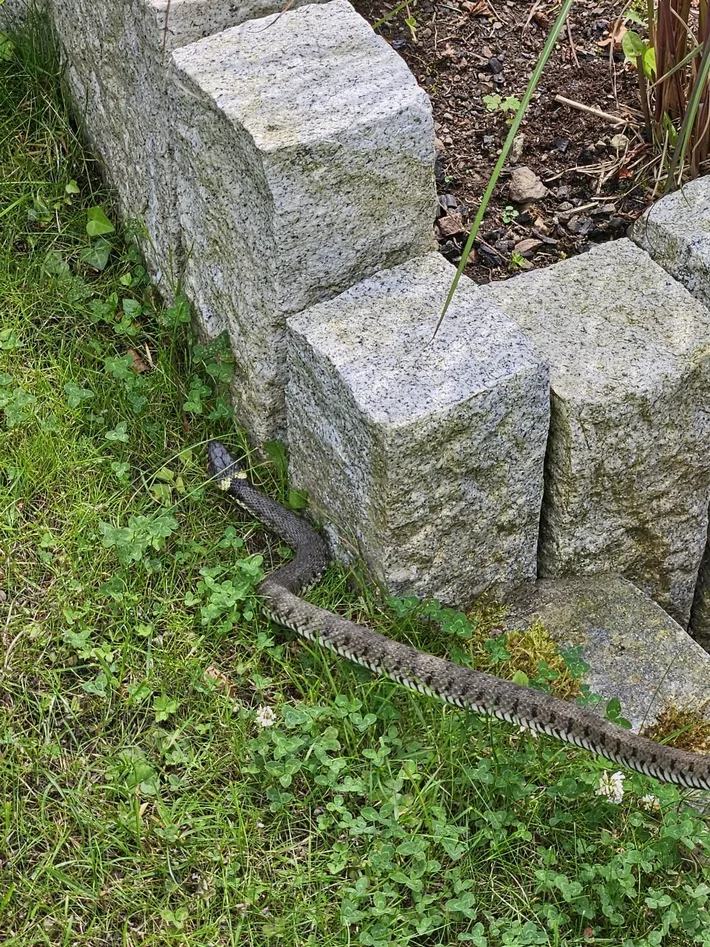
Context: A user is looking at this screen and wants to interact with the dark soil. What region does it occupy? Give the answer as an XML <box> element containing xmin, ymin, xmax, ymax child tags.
<box><xmin>352</xmin><ymin>0</ymin><xmax>651</xmax><ymax>282</ymax></box>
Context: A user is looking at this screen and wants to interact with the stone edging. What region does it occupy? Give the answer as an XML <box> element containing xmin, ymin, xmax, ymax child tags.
<box><xmin>7</xmin><ymin>0</ymin><xmax>710</xmax><ymax>645</ymax></box>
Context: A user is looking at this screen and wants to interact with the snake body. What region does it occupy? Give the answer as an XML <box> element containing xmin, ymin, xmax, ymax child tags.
<box><xmin>208</xmin><ymin>439</ymin><xmax>710</xmax><ymax>792</ymax></box>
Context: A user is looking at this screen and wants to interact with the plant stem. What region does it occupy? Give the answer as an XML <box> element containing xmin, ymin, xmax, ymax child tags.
<box><xmin>636</xmin><ymin>53</ymin><xmax>654</xmax><ymax>140</ymax></box>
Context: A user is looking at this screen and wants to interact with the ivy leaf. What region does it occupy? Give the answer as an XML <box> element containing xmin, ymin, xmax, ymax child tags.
<box><xmin>86</xmin><ymin>206</ymin><xmax>115</xmax><ymax>237</ymax></box>
<box><xmin>43</xmin><ymin>250</ymin><xmax>70</xmax><ymax>278</ymax></box>
<box><xmin>122</xmin><ymin>298</ymin><xmax>142</xmax><ymax>318</ymax></box>
<box><xmin>79</xmin><ymin>237</ymin><xmax>112</xmax><ymax>271</ymax></box>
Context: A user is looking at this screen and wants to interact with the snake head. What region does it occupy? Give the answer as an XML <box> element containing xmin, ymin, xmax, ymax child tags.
<box><xmin>207</xmin><ymin>440</ymin><xmax>242</xmax><ymax>483</ymax></box>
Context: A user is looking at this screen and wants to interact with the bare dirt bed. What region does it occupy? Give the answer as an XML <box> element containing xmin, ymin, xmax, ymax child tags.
<box><xmin>352</xmin><ymin>0</ymin><xmax>650</xmax><ymax>282</ymax></box>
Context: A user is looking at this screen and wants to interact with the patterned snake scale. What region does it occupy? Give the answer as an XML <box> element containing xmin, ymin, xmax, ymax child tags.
<box><xmin>208</xmin><ymin>440</ymin><xmax>710</xmax><ymax>791</ymax></box>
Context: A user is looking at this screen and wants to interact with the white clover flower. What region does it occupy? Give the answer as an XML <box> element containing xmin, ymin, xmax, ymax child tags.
<box><xmin>596</xmin><ymin>770</ymin><xmax>625</xmax><ymax>804</ymax></box>
<box><xmin>254</xmin><ymin>705</ymin><xmax>276</xmax><ymax>728</ymax></box>
<box><xmin>639</xmin><ymin>793</ymin><xmax>661</xmax><ymax>811</ymax></box>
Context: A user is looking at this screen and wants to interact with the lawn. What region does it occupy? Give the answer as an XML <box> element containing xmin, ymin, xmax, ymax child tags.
<box><xmin>3</xmin><ymin>15</ymin><xmax>710</xmax><ymax>947</ymax></box>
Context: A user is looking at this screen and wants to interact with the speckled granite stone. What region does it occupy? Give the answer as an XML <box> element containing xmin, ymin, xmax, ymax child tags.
<box><xmin>505</xmin><ymin>575</ymin><xmax>710</xmax><ymax>731</ymax></box>
<box><xmin>0</xmin><ymin>0</ymin><xmax>31</xmax><ymax>28</ymax></box>
<box><xmin>691</xmin><ymin>541</ymin><xmax>710</xmax><ymax>646</ymax></box>
<box><xmin>286</xmin><ymin>253</ymin><xmax>550</xmax><ymax>605</ymax></box>
<box><xmin>48</xmin><ymin>0</ymin><xmax>321</xmax><ymax>296</ymax></box>
<box><xmin>171</xmin><ymin>0</ymin><xmax>437</xmax><ymax>440</ymax></box>
<box><xmin>632</xmin><ymin>176</ymin><xmax>710</xmax><ymax>309</ymax></box>
<box><xmin>485</xmin><ymin>239</ymin><xmax>710</xmax><ymax>625</ymax></box>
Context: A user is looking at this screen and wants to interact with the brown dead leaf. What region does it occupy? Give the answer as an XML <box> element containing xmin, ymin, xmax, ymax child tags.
<box><xmin>205</xmin><ymin>664</ymin><xmax>236</xmax><ymax>694</ymax></box>
<box><xmin>461</xmin><ymin>0</ymin><xmax>490</xmax><ymax>14</ymax></box>
<box><xmin>598</xmin><ymin>20</ymin><xmax>626</xmax><ymax>47</ymax></box>
<box><xmin>127</xmin><ymin>348</ymin><xmax>152</xmax><ymax>373</ymax></box>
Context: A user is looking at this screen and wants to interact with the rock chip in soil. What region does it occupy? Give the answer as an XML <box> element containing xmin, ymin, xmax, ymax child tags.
<box><xmin>567</xmin><ymin>215</ymin><xmax>594</xmax><ymax>236</ymax></box>
<box><xmin>514</xmin><ymin>238</ymin><xmax>543</xmax><ymax>257</ymax></box>
<box><xmin>437</xmin><ymin>212</ymin><xmax>466</xmax><ymax>238</ymax></box>
<box><xmin>508</xmin><ymin>166</ymin><xmax>548</xmax><ymax>203</ymax></box>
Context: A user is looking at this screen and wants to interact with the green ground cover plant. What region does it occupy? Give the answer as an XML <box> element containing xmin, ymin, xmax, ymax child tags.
<box><xmin>4</xmin><ymin>14</ymin><xmax>710</xmax><ymax>947</ymax></box>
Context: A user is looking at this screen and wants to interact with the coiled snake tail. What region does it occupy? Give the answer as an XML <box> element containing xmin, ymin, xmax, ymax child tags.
<box><xmin>208</xmin><ymin>439</ymin><xmax>710</xmax><ymax>792</ymax></box>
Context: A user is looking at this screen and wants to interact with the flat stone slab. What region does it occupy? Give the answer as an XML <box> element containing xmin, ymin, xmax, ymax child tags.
<box><xmin>286</xmin><ymin>252</ymin><xmax>550</xmax><ymax>605</ymax></box>
<box><xmin>632</xmin><ymin>176</ymin><xmax>710</xmax><ymax>310</ymax></box>
<box><xmin>504</xmin><ymin>575</ymin><xmax>710</xmax><ymax>731</ymax></box>
<box><xmin>49</xmin><ymin>0</ymin><xmax>320</xmax><ymax>293</ymax></box>
<box><xmin>170</xmin><ymin>0</ymin><xmax>437</xmax><ymax>439</ymax></box>
<box><xmin>484</xmin><ymin>239</ymin><xmax>710</xmax><ymax>625</ymax></box>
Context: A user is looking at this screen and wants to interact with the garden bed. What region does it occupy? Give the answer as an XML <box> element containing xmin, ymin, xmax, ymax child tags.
<box><xmin>353</xmin><ymin>0</ymin><xmax>650</xmax><ymax>281</ymax></box>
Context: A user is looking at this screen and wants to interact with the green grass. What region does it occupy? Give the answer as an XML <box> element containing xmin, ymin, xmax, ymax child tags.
<box><xmin>4</xmin><ymin>14</ymin><xmax>710</xmax><ymax>947</ymax></box>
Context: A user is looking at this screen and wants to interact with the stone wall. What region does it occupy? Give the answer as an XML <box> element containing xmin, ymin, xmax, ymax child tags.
<box><xmin>17</xmin><ymin>0</ymin><xmax>710</xmax><ymax>633</ymax></box>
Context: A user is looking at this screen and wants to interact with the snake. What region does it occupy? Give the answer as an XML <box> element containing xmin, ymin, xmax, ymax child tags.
<box><xmin>208</xmin><ymin>439</ymin><xmax>710</xmax><ymax>792</ymax></box>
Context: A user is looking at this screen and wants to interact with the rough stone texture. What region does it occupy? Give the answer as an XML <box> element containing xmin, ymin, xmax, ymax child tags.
<box><xmin>0</xmin><ymin>0</ymin><xmax>31</xmax><ymax>28</ymax></box>
<box><xmin>170</xmin><ymin>0</ymin><xmax>437</xmax><ymax>440</ymax></box>
<box><xmin>286</xmin><ymin>253</ymin><xmax>550</xmax><ymax>605</ymax></box>
<box><xmin>690</xmin><ymin>539</ymin><xmax>710</xmax><ymax>646</ymax></box>
<box><xmin>508</xmin><ymin>166</ymin><xmax>548</xmax><ymax>203</ymax></box>
<box><xmin>485</xmin><ymin>239</ymin><xmax>710</xmax><ymax>625</ymax></box>
<box><xmin>504</xmin><ymin>576</ymin><xmax>710</xmax><ymax>732</ymax></box>
<box><xmin>48</xmin><ymin>0</ymin><xmax>321</xmax><ymax>295</ymax></box>
<box><xmin>632</xmin><ymin>176</ymin><xmax>710</xmax><ymax>310</ymax></box>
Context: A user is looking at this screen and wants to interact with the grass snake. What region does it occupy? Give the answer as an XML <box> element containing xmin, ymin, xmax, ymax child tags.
<box><xmin>208</xmin><ymin>439</ymin><xmax>710</xmax><ymax>792</ymax></box>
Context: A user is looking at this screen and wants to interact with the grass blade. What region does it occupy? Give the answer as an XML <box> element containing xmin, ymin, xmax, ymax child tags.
<box><xmin>432</xmin><ymin>0</ymin><xmax>575</xmax><ymax>338</ymax></box>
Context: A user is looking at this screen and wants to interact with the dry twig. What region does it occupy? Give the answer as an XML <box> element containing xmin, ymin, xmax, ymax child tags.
<box><xmin>554</xmin><ymin>94</ymin><xmax>637</xmax><ymax>126</ymax></box>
